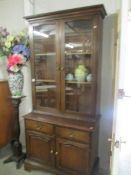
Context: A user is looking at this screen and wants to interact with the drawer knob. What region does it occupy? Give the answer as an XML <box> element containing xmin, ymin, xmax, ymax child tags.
<box><xmin>61</xmin><ymin>67</ymin><xmax>64</xmax><ymax>71</ymax></box>
<box><xmin>93</xmin><ymin>25</ymin><xmax>97</xmax><ymax>29</ymax></box>
<box><xmin>89</xmin><ymin>127</ymin><xmax>94</xmax><ymax>130</ymax></box>
<box><xmin>32</xmin><ymin>79</ymin><xmax>35</xmax><ymax>82</ymax></box>
<box><xmin>55</xmin><ymin>152</ymin><xmax>58</xmax><ymax>155</ymax></box>
<box><xmin>50</xmin><ymin>150</ymin><xmax>53</xmax><ymax>154</ymax></box>
<box><xmin>69</xmin><ymin>134</ymin><xmax>74</xmax><ymax>138</ymax></box>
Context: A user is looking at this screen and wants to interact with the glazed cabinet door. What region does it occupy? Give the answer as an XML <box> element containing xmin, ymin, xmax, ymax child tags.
<box><xmin>61</xmin><ymin>18</ymin><xmax>99</xmax><ymax>115</ymax></box>
<box><xmin>31</xmin><ymin>22</ymin><xmax>60</xmax><ymax>111</ymax></box>
<box><xmin>26</xmin><ymin>131</ymin><xmax>55</xmax><ymax>166</ymax></box>
<box><xmin>56</xmin><ymin>138</ymin><xmax>90</xmax><ymax>175</ymax></box>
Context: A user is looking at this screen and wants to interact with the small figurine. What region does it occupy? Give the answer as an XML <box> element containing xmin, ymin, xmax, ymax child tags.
<box><xmin>65</xmin><ymin>73</ymin><xmax>74</xmax><ymax>81</ymax></box>
<box><xmin>86</xmin><ymin>74</ymin><xmax>92</xmax><ymax>82</ymax></box>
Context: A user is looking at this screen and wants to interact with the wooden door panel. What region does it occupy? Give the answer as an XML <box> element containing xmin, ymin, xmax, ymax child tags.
<box><xmin>56</xmin><ymin>138</ymin><xmax>90</xmax><ymax>174</ymax></box>
<box><xmin>26</xmin><ymin>131</ymin><xmax>55</xmax><ymax>166</ymax></box>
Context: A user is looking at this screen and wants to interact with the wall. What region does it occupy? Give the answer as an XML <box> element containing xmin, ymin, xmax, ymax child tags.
<box><xmin>32</xmin><ymin>0</ymin><xmax>120</xmax><ymax>15</ymax></box>
<box><xmin>0</xmin><ymin>0</ymin><xmax>32</xmax><ymax>145</ymax></box>
<box><xmin>0</xmin><ymin>0</ymin><xmax>25</xmax><ymax>32</ymax></box>
<box><xmin>0</xmin><ymin>0</ymin><xmax>25</xmax><ymax>79</ymax></box>
<box><xmin>99</xmin><ymin>14</ymin><xmax>117</xmax><ymax>174</ymax></box>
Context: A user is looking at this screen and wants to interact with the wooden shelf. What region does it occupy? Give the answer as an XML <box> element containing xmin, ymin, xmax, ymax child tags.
<box><xmin>35</xmin><ymin>52</ymin><xmax>91</xmax><ymax>57</ymax></box>
<box><xmin>35</xmin><ymin>53</ymin><xmax>56</xmax><ymax>56</ymax></box>
<box><xmin>36</xmin><ymin>79</ymin><xmax>93</xmax><ymax>84</ymax></box>
<box><xmin>65</xmin><ymin>80</ymin><xmax>92</xmax><ymax>85</ymax></box>
<box><xmin>36</xmin><ymin>79</ymin><xmax>55</xmax><ymax>83</ymax></box>
<box><xmin>65</xmin><ymin>52</ymin><xmax>92</xmax><ymax>55</ymax></box>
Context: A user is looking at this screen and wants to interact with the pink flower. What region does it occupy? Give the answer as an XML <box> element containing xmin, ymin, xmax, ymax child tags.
<box><xmin>7</xmin><ymin>54</ymin><xmax>25</xmax><ymax>72</ymax></box>
<box><xmin>8</xmin><ymin>54</ymin><xmax>22</xmax><ymax>66</ymax></box>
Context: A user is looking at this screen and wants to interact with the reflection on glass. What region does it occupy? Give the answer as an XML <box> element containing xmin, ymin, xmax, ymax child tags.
<box><xmin>33</xmin><ymin>24</ymin><xmax>57</xmax><ymax>108</ymax></box>
<box><xmin>65</xmin><ymin>84</ymin><xmax>92</xmax><ymax>113</ymax></box>
<box><xmin>64</xmin><ymin>20</ymin><xmax>93</xmax><ymax>113</ymax></box>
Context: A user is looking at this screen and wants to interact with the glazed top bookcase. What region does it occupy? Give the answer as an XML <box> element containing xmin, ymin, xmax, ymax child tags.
<box><xmin>26</xmin><ymin>4</ymin><xmax>106</xmax><ymax>121</ymax></box>
<box><xmin>24</xmin><ymin>5</ymin><xmax>106</xmax><ymax>175</ymax></box>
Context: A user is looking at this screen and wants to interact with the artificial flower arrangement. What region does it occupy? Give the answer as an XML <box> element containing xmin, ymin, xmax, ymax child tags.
<box><xmin>0</xmin><ymin>27</ymin><xmax>30</xmax><ymax>72</ymax></box>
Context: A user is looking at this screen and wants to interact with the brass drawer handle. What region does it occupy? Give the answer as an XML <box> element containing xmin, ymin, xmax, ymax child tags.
<box><xmin>36</xmin><ymin>125</ymin><xmax>42</xmax><ymax>130</ymax></box>
<box><xmin>69</xmin><ymin>132</ymin><xmax>74</xmax><ymax>138</ymax></box>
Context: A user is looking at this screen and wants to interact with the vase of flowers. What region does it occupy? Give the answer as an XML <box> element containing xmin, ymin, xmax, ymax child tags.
<box><xmin>0</xmin><ymin>29</ymin><xmax>30</xmax><ymax>96</ymax></box>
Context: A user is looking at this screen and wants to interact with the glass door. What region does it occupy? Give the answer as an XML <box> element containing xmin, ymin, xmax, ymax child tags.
<box><xmin>32</xmin><ymin>23</ymin><xmax>60</xmax><ymax>110</ymax></box>
<box><xmin>62</xmin><ymin>19</ymin><xmax>96</xmax><ymax>115</ymax></box>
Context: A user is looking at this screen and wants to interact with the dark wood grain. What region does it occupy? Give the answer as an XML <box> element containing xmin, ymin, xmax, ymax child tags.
<box><xmin>0</xmin><ymin>80</ymin><xmax>15</xmax><ymax>148</ymax></box>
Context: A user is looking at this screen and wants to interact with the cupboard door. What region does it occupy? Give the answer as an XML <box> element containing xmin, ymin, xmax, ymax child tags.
<box><xmin>32</xmin><ymin>23</ymin><xmax>60</xmax><ymax>110</ymax></box>
<box><xmin>61</xmin><ymin>19</ymin><xmax>97</xmax><ymax>115</ymax></box>
<box><xmin>26</xmin><ymin>131</ymin><xmax>55</xmax><ymax>166</ymax></box>
<box><xmin>56</xmin><ymin>138</ymin><xmax>90</xmax><ymax>175</ymax></box>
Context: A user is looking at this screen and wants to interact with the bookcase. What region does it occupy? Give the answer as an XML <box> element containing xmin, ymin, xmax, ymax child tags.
<box><xmin>24</xmin><ymin>4</ymin><xmax>106</xmax><ymax>175</ymax></box>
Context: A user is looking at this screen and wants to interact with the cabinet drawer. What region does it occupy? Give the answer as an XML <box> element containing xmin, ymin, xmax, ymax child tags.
<box><xmin>56</xmin><ymin>127</ymin><xmax>90</xmax><ymax>144</ymax></box>
<box><xmin>25</xmin><ymin>120</ymin><xmax>54</xmax><ymax>135</ymax></box>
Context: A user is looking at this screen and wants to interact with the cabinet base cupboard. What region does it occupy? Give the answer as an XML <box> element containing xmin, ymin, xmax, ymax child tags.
<box><xmin>24</xmin><ymin>113</ymin><xmax>99</xmax><ymax>175</ymax></box>
<box><xmin>24</xmin><ymin>4</ymin><xmax>106</xmax><ymax>175</ymax></box>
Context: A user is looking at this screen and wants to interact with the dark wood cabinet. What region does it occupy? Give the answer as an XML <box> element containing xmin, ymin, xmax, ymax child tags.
<box><xmin>25</xmin><ymin>119</ymin><xmax>55</xmax><ymax>166</ymax></box>
<box><xmin>24</xmin><ymin>114</ymin><xmax>98</xmax><ymax>175</ymax></box>
<box><xmin>0</xmin><ymin>80</ymin><xmax>15</xmax><ymax>148</ymax></box>
<box><xmin>24</xmin><ymin>4</ymin><xmax>106</xmax><ymax>175</ymax></box>
<box><xmin>26</xmin><ymin>131</ymin><xmax>55</xmax><ymax>166</ymax></box>
<box><xmin>56</xmin><ymin>138</ymin><xmax>90</xmax><ymax>175</ymax></box>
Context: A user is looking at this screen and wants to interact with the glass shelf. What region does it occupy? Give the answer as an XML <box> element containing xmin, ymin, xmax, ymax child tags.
<box><xmin>65</xmin><ymin>52</ymin><xmax>92</xmax><ymax>55</ymax></box>
<box><xmin>35</xmin><ymin>53</ymin><xmax>56</xmax><ymax>56</ymax></box>
<box><xmin>65</xmin><ymin>80</ymin><xmax>92</xmax><ymax>85</ymax></box>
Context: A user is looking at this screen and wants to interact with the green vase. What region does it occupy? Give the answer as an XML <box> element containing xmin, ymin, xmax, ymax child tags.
<box><xmin>75</xmin><ymin>64</ymin><xmax>87</xmax><ymax>81</ymax></box>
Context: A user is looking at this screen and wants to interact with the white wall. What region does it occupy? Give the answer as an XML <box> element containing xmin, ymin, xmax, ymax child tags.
<box><xmin>0</xmin><ymin>0</ymin><xmax>25</xmax><ymax>32</ymax></box>
<box><xmin>0</xmin><ymin>0</ymin><xmax>32</xmax><ymax>145</ymax></box>
<box><xmin>0</xmin><ymin>0</ymin><xmax>25</xmax><ymax>79</ymax></box>
<box><xmin>0</xmin><ymin>0</ymin><xmax>26</xmax><ymax>103</ymax></box>
<box><xmin>130</xmin><ymin>0</ymin><xmax>131</xmax><ymax>8</ymax></box>
<box><xmin>0</xmin><ymin>0</ymin><xmax>32</xmax><ymax>116</ymax></box>
<box><xmin>99</xmin><ymin>14</ymin><xmax>116</xmax><ymax>173</ymax></box>
<box><xmin>33</xmin><ymin>0</ymin><xmax>120</xmax><ymax>15</ymax></box>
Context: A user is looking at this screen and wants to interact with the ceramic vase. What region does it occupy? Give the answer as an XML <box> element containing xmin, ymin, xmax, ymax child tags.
<box><xmin>8</xmin><ymin>70</ymin><xmax>24</xmax><ymax>97</ymax></box>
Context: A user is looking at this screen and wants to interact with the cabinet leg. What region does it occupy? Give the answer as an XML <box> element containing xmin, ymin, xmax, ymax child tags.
<box><xmin>24</xmin><ymin>163</ymin><xmax>32</xmax><ymax>172</ymax></box>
